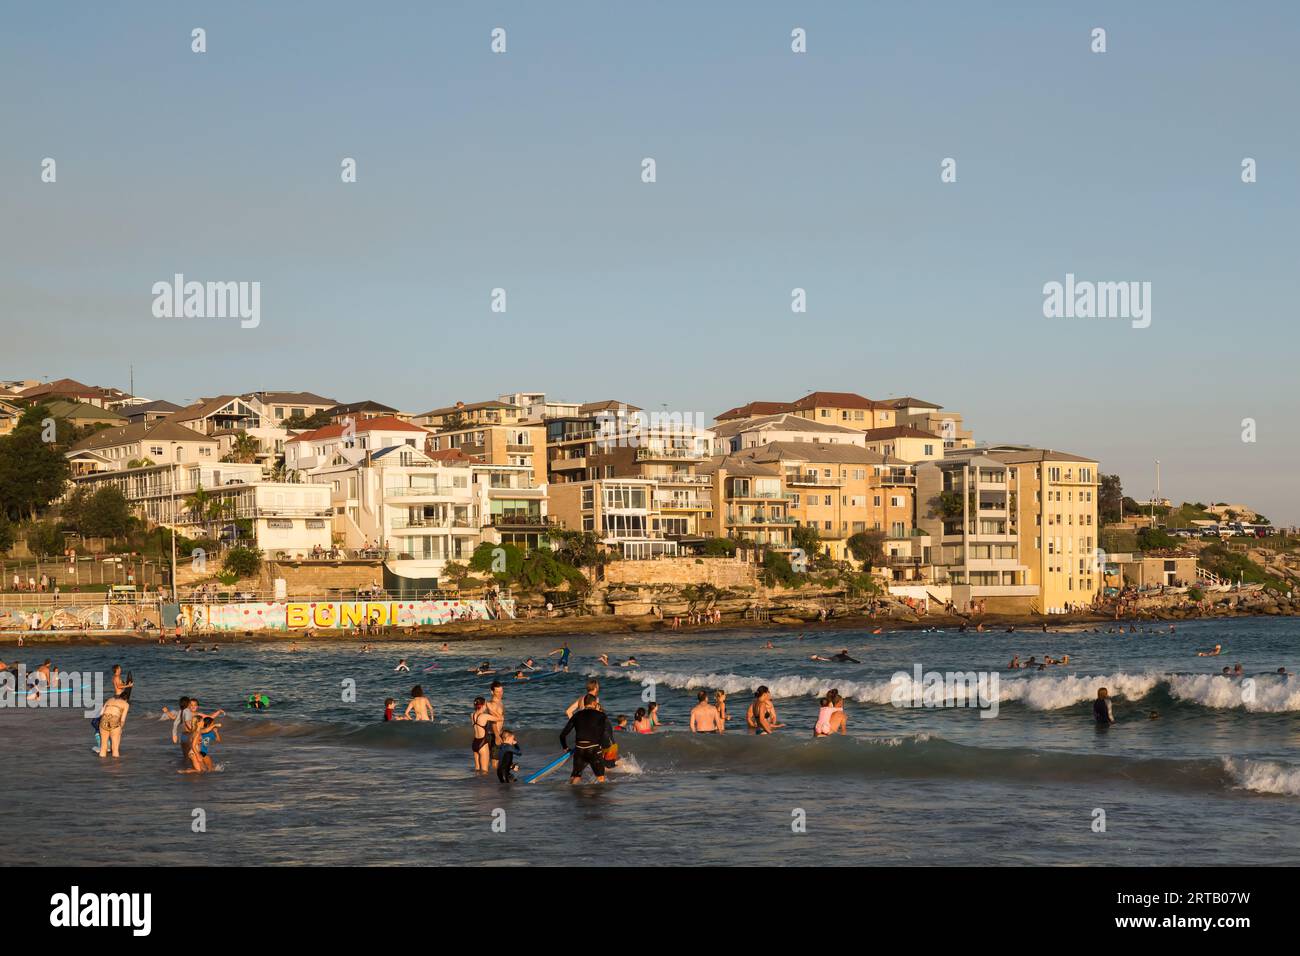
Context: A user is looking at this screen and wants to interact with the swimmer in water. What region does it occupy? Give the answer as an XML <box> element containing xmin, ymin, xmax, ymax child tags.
<box><xmin>763</xmin><ymin>641</ymin><xmax>775</xmax><ymax>649</ymax></box>
<box><xmin>513</xmin><ymin>670</ymin><xmax>530</xmax><ymax>681</ymax></box>
<box><xmin>1196</xmin><ymin>644</ymin><xmax>1222</xmax><ymax>657</ymax></box>
<box><xmin>811</xmin><ymin>649</ymin><xmax>860</xmax><ymax>664</ymax></box>
<box><xmin>395</xmin><ymin>659</ymin><xmax>410</xmax><ymax>673</ymax></box>
<box><xmin>619</xmin><ymin>656</ymin><xmax>639</xmax><ymax>667</ymax></box>
<box><xmin>1008</xmin><ymin>655</ymin><xmax>1021</xmax><ymax>669</ymax></box>
<box><xmin>597</xmin><ymin>653</ymin><xmax>610</xmax><ymax>666</ymax></box>
<box><xmin>384</xmin><ymin>698</ymin><xmax>407</xmax><ymax>722</ymax></box>
<box><xmin>1093</xmin><ymin>687</ymin><xmax>1115</xmax><ymax>727</ymax></box>
<box><xmin>470</xmin><ymin>697</ymin><xmax>491</xmax><ymax>771</ymax></box>
<box><xmin>404</xmin><ymin>685</ymin><xmax>435</xmax><ymax>721</ymax></box>
<box><xmin>470</xmin><ymin>661</ymin><xmax>496</xmax><ymax>676</ymax></box>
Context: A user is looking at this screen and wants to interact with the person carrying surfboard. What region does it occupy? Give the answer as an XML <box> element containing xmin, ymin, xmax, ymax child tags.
<box><xmin>559</xmin><ymin>695</ymin><xmax>614</xmax><ymax>784</ymax></box>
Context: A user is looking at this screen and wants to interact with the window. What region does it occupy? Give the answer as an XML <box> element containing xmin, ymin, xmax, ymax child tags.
<box><xmin>924</xmin><ymin>444</ymin><xmax>934</xmax><ymax>456</ymax></box>
<box><xmin>823</xmin><ymin>495</ymin><xmax>831</xmax><ymax>506</ymax></box>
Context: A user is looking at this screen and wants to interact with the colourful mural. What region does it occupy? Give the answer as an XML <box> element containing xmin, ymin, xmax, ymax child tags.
<box><xmin>186</xmin><ymin>599</ymin><xmax>515</xmax><ymax>632</ymax></box>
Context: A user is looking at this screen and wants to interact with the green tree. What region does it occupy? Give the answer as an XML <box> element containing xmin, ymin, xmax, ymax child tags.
<box><xmin>224</xmin><ymin>432</ymin><xmax>260</xmax><ymax>463</ymax></box>
<box><xmin>222</xmin><ymin>546</ymin><xmax>262</xmax><ymax>578</ymax></box>
<box><xmin>1135</xmin><ymin>527</ymin><xmax>1177</xmax><ymax>551</ymax></box>
<box><xmin>81</xmin><ymin>486</ymin><xmax>133</xmax><ymax>538</ymax></box>
<box><xmin>929</xmin><ymin>491</ymin><xmax>964</xmax><ymax>521</ymax></box>
<box><xmin>701</xmin><ymin>537</ymin><xmax>737</xmax><ymax>557</ymax></box>
<box><xmin>547</xmin><ymin>529</ymin><xmax>605</xmax><ymax>569</ymax></box>
<box><xmin>26</xmin><ymin>521</ymin><xmax>64</xmax><ymax>558</ymax></box>
<box><xmin>792</xmin><ymin>524</ymin><xmax>821</xmax><ymax>557</ymax></box>
<box><xmin>760</xmin><ymin>550</ymin><xmax>800</xmax><ymax>587</ymax></box>
<box><xmin>281</xmin><ymin>410</ymin><xmax>332</xmax><ymax>431</ymax></box>
<box><xmin>1099</xmin><ymin>474</ymin><xmax>1124</xmax><ymax>524</ymax></box>
<box><xmin>0</xmin><ymin>513</ymin><xmax>14</xmax><ymax>553</ymax></box>
<box><xmin>469</xmin><ymin>541</ymin><xmax>524</xmax><ymax>582</ymax></box>
<box><xmin>846</xmin><ymin>530</ymin><xmax>886</xmax><ymax>570</ymax></box>
<box><xmin>0</xmin><ymin>407</ymin><xmax>71</xmax><ymax>520</ymax></box>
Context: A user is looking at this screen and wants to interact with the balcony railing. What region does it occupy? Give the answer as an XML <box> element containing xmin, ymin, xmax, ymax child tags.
<box><xmin>654</xmin><ymin>496</ymin><xmax>712</xmax><ymax>510</ymax></box>
<box><xmin>384</xmin><ymin>486</ymin><xmax>449</xmax><ymax>497</ymax></box>
<box><xmin>787</xmin><ymin>473</ymin><xmax>840</xmax><ymax>486</ymax></box>
<box><xmin>654</xmin><ymin>474</ymin><xmax>712</xmax><ymax>486</ymax></box>
<box><xmin>635</xmin><ymin>447</ymin><xmax>706</xmax><ymax>461</ymax></box>
<box><xmin>389</xmin><ymin>516</ymin><xmax>475</xmax><ymax>529</ymax></box>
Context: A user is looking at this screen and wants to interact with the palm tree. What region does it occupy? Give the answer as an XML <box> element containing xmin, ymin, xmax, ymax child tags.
<box><xmin>184</xmin><ymin>484</ymin><xmax>213</xmax><ymax>539</ymax></box>
<box><xmin>225</xmin><ymin>432</ymin><xmax>260</xmax><ymax>464</ymax></box>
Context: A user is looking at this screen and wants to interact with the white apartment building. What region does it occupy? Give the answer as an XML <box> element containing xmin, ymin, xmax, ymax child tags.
<box><xmin>66</xmin><ymin>459</ymin><xmax>331</xmax><ymax>556</ymax></box>
<box><xmin>309</xmin><ymin>446</ymin><xmax>547</xmax><ymax>587</ymax></box>
<box><xmin>284</xmin><ymin>415</ymin><xmax>429</xmax><ymax>475</ymax></box>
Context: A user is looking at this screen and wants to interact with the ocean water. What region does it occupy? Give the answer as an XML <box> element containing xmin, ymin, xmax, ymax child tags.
<box><xmin>2</xmin><ymin>617</ymin><xmax>1298</xmax><ymax>866</ymax></box>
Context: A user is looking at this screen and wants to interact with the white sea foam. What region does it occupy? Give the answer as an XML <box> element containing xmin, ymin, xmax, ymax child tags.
<box><xmin>1222</xmin><ymin>757</ymin><xmax>1300</xmax><ymax>796</ymax></box>
<box><xmin>595</xmin><ymin>668</ymin><xmax>1163</xmax><ymax>710</ymax></box>
<box><xmin>1168</xmin><ymin>674</ymin><xmax>1300</xmax><ymax>713</ymax></box>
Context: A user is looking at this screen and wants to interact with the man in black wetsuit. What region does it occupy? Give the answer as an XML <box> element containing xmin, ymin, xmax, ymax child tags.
<box><xmin>559</xmin><ymin>694</ymin><xmax>613</xmax><ymax>784</ymax></box>
<box><xmin>830</xmin><ymin>650</ymin><xmax>860</xmax><ymax>664</ymax></box>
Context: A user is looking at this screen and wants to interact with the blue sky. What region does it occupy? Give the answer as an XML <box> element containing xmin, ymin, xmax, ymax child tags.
<box><xmin>2</xmin><ymin>2</ymin><xmax>1298</xmax><ymax>520</ymax></box>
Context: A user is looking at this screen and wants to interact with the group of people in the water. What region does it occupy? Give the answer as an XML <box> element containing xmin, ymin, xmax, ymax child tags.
<box><xmin>1007</xmin><ymin>654</ymin><xmax>1071</xmax><ymax>670</ymax></box>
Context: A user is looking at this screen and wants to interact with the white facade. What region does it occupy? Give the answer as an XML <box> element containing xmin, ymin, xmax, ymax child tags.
<box><xmin>68</xmin><ymin>462</ymin><xmax>331</xmax><ymax>556</ymax></box>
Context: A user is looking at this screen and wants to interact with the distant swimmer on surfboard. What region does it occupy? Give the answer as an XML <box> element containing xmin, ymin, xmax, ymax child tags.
<box><xmin>394</xmin><ymin>659</ymin><xmax>410</xmax><ymax>673</ymax></box>
<box><xmin>548</xmin><ymin>643</ymin><xmax>571</xmax><ymax>672</ymax></box>
<box><xmin>1196</xmin><ymin>644</ymin><xmax>1222</xmax><ymax>657</ymax></box>
<box><xmin>811</xmin><ymin>650</ymin><xmax>860</xmax><ymax>664</ymax></box>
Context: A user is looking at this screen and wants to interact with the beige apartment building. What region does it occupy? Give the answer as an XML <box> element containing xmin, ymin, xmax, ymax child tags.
<box><xmin>426</xmin><ymin>420</ymin><xmax>548</xmax><ymax>489</ymax></box>
<box><xmin>981</xmin><ymin>446</ymin><xmax>1102</xmax><ymax>613</ymax></box>
<box><xmin>548</xmin><ymin>477</ymin><xmax>678</xmax><ymax>558</ymax></box>
<box><xmin>861</xmin><ymin>425</ymin><xmax>944</xmax><ymax>463</ymax></box>
<box><xmin>916</xmin><ymin>454</ymin><xmax>1035</xmax><ymax>612</ymax></box>
<box><xmin>698</xmin><ymin>455</ymin><xmax>796</xmax><ymax>550</ymax></box>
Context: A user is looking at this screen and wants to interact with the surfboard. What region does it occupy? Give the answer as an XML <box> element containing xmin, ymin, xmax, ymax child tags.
<box><xmin>523</xmin><ymin>750</ymin><xmax>571</xmax><ymax>784</ymax></box>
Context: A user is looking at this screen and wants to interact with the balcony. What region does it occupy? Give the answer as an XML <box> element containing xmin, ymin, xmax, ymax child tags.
<box><xmin>635</xmin><ymin>447</ymin><xmax>706</xmax><ymax>461</ymax></box>
<box><xmin>726</xmin><ymin>513</ymin><xmax>797</xmax><ymax>526</ymax></box>
<box><xmin>654</xmin><ymin>495</ymin><xmax>712</xmax><ymax>511</ymax></box>
<box><xmin>550</xmin><ymin>457</ymin><xmax>587</xmax><ymax>471</ymax></box>
<box><xmin>384</xmin><ymin>486</ymin><xmax>449</xmax><ymax>498</ymax></box>
<box><xmin>655</xmin><ymin>474</ymin><xmax>712</xmax><ymax>486</ymax></box>
<box><xmin>487</xmin><ymin>513</ymin><xmax>553</xmax><ymax>527</ymax></box>
<box><xmin>389</xmin><ymin>516</ymin><xmax>476</xmax><ymax>530</ymax></box>
<box><xmin>787</xmin><ymin>473</ymin><xmax>841</xmax><ymax>486</ymax></box>
<box><xmin>876</xmin><ymin>472</ymin><xmax>916</xmax><ymax>487</ymax></box>
<box><xmin>729</xmin><ymin>489</ymin><xmax>795</xmax><ymax>501</ymax></box>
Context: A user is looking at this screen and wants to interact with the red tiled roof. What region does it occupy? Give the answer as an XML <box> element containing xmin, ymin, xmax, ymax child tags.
<box><xmin>291</xmin><ymin>415</ymin><xmax>427</xmax><ymax>443</ymax></box>
<box><xmin>715</xmin><ymin>400</ymin><xmax>795</xmax><ymax>421</ymax></box>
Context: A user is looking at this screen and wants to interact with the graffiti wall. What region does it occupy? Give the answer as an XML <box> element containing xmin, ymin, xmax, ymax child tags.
<box><xmin>185</xmin><ymin>599</ymin><xmax>516</xmax><ymax>632</ymax></box>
